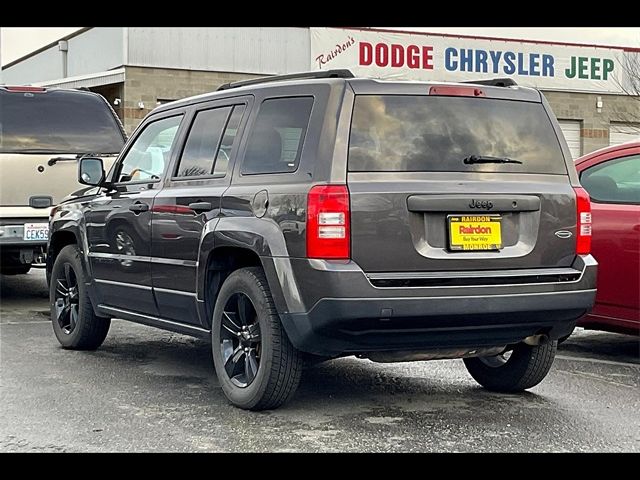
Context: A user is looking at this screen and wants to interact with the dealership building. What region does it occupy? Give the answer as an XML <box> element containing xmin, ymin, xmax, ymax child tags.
<box><xmin>2</xmin><ymin>27</ymin><xmax>639</xmax><ymax>157</ymax></box>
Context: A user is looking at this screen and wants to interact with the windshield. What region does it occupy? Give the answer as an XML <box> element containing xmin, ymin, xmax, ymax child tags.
<box><xmin>348</xmin><ymin>95</ymin><xmax>567</xmax><ymax>174</ymax></box>
<box><xmin>0</xmin><ymin>89</ymin><xmax>125</xmax><ymax>154</ymax></box>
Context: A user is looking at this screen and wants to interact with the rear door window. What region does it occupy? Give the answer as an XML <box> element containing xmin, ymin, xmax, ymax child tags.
<box><xmin>174</xmin><ymin>104</ymin><xmax>246</xmax><ymax>178</ymax></box>
<box><xmin>241</xmin><ymin>97</ymin><xmax>314</xmax><ymax>175</ymax></box>
<box><xmin>0</xmin><ymin>88</ymin><xmax>125</xmax><ymax>154</ymax></box>
<box><xmin>214</xmin><ymin>105</ymin><xmax>245</xmax><ymax>176</ymax></box>
<box><xmin>176</xmin><ymin>107</ymin><xmax>232</xmax><ymax>178</ymax></box>
<box><xmin>348</xmin><ymin>95</ymin><xmax>567</xmax><ymax>174</ymax></box>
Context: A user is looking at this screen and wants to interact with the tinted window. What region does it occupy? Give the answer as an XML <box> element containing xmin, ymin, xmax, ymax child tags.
<box><xmin>214</xmin><ymin>105</ymin><xmax>245</xmax><ymax>176</ymax></box>
<box><xmin>117</xmin><ymin>115</ymin><xmax>182</xmax><ymax>183</ymax></box>
<box><xmin>0</xmin><ymin>89</ymin><xmax>124</xmax><ymax>154</ymax></box>
<box><xmin>242</xmin><ymin>97</ymin><xmax>313</xmax><ymax>175</ymax></box>
<box><xmin>348</xmin><ymin>95</ymin><xmax>567</xmax><ymax>174</ymax></box>
<box><xmin>581</xmin><ymin>154</ymin><xmax>640</xmax><ymax>204</ymax></box>
<box><xmin>176</xmin><ymin>107</ymin><xmax>231</xmax><ymax>177</ymax></box>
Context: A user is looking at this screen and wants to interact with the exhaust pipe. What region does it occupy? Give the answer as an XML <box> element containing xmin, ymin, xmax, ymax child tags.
<box><xmin>523</xmin><ymin>334</ymin><xmax>550</xmax><ymax>346</ymax></box>
<box><xmin>360</xmin><ymin>345</ymin><xmax>506</xmax><ymax>363</ymax></box>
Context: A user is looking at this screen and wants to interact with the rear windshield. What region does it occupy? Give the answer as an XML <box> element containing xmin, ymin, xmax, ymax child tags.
<box><xmin>0</xmin><ymin>89</ymin><xmax>125</xmax><ymax>154</ymax></box>
<box><xmin>348</xmin><ymin>95</ymin><xmax>567</xmax><ymax>174</ymax></box>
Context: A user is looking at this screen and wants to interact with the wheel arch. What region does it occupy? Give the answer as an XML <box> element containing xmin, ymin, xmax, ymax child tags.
<box><xmin>199</xmin><ymin>245</ymin><xmax>287</xmax><ymax>329</ymax></box>
<box><xmin>47</xmin><ymin>229</ymin><xmax>80</xmax><ymax>286</ymax></box>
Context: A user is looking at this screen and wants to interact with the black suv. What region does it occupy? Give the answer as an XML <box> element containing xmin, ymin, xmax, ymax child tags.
<box><xmin>48</xmin><ymin>70</ymin><xmax>597</xmax><ymax>410</ymax></box>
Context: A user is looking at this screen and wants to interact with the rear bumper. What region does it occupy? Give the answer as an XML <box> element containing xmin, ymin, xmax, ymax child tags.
<box><xmin>277</xmin><ymin>255</ymin><xmax>597</xmax><ymax>356</ymax></box>
<box><xmin>0</xmin><ymin>217</ymin><xmax>49</xmax><ymax>248</ymax></box>
<box><xmin>0</xmin><ymin>218</ymin><xmax>48</xmax><ymax>266</ymax></box>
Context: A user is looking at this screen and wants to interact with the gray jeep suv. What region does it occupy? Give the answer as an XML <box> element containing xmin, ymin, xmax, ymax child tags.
<box><xmin>48</xmin><ymin>70</ymin><xmax>597</xmax><ymax>410</ymax></box>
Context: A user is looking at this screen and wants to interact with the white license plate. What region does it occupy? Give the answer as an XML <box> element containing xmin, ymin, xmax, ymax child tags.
<box><xmin>23</xmin><ymin>223</ymin><xmax>49</xmax><ymax>241</ymax></box>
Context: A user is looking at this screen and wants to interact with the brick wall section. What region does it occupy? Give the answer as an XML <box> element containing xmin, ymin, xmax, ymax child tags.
<box><xmin>122</xmin><ymin>66</ymin><xmax>263</xmax><ymax>134</ymax></box>
<box><xmin>543</xmin><ymin>90</ymin><xmax>640</xmax><ymax>155</ymax></box>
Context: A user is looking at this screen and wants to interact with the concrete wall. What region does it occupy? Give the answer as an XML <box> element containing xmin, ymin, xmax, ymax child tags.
<box><xmin>122</xmin><ymin>66</ymin><xmax>262</xmax><ymax>133</ymax></box>
<box><xmin>2</xmin><ymin>28</ymin><xmax>124</xmax><ymax>85</ymax></box>
<box><xmin>544</xmin><ymin>91</ymin><xmax>640</xmax><ymax>154</ymax></box>
<box><xmin>127</xmin><ymin>27</ymin><xmax>309</xmax><ymax>75</ymax></box>
<box><xmin>67</xmin><ymin>28</ymin><xmax>124</xmax><ymax>77</ymax></box>
<box><xmin>2</xmin><ymin>44</ymin><xmax>62</xmax><ymax>84</ymax></box>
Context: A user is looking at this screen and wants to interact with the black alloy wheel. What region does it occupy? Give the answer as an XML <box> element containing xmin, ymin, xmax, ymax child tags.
<box><xmin>211</xmin><ymin>267</ymin><xmax>303</xmax><ymax>410</ymax></box>
<box><xmin>219</xmin><ymin>292</ymin><xmax>262</xmax><ymax>388</ymax></box>
<box><xmin>49</xmin><ymin>244</ymin><xmax>111</xmax><ymax>350</ymax></box>
<box><xmin>54</xmin><ymin>262</ymin><xmax>80</xmax><ymax>335</ymax></box>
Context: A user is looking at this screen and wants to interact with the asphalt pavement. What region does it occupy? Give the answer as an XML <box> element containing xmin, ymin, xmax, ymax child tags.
<box><xmin>1</xmin><ymin>269</ymin><xmax>638</xmax><ymax>452</ymax></box>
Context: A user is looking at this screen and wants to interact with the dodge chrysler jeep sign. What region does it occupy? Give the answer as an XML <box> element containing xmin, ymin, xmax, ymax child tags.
<box><xmin>310</xmin><ymin>27</ymin><xmax>634</xmax><ymax>93</ymax></box>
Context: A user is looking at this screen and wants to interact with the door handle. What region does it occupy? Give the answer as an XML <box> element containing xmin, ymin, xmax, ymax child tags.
<box><xmin>188</xmin><ymin>201</ymin><xmax>213</xmax><ymax>213</ymax></box>
<box><xmin>129</xmin><ymin>202</ymin><xmax>149</xmax><ymax>213</ymax></box>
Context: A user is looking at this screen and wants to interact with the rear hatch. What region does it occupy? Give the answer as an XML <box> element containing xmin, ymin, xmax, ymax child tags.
<box><xmin>0</xmin><ymin>87</ymin><xmax>125</xmax><ymax>210</ymax></box>
<box><xmin>347</xmin><ymin>85</ymin><xmax>577</xmax><ymax>274</ymax></box>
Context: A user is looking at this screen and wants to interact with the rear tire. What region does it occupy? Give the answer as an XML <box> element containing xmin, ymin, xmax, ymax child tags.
<box><xmin>211</xmin><ymin>267</ymin><xmax>303</xmax><ymax>410</ymax></box>
<box><xmin>463</xmin><ymin>341</ymin><xmax>557</xmax><ymax>392</ymax></box>
<box><xmin>50</xmin><ymin>245</ymin><xmax>110</xmax><ymax>350</ymax></box>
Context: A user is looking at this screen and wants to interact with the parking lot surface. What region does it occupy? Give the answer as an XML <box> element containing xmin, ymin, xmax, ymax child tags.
<box><xmin>1</xmin><ymin>270</ymin><xmax>638</xmax><ymax>452</ymax></box>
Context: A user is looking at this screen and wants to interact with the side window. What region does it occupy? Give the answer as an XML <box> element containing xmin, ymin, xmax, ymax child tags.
<box><xmin>117</xmin><ymin>115</ymin><xmax>182</xmax><ymax>183</ymax></box>
<box><xmin>214</xmin><ymin>105</ymin><xmax>245</xmax><ymax>176</ymax></box>
<box><xmin>241</xmin><ymin>97</ymin><xmax>314</xmax><ymax>175</ymax></box>
<box><xmin>581</xmin><ymin>154</ymin><xmax>640</xmax><ymax>204</ymax></box>
<box><xmin>176</xmin><ymin>106</ymin><xmax>231</xmax><ymax>177</ymax></box>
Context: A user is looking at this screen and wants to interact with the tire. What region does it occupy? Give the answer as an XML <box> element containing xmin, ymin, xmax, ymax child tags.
<box><xmin>50</xmin><ymin>244</ymin><xmax>111</xmax><ymax>350</ymax></box>
<box><xmin>211</xmin><ymin>267</ymin><xmax>303</xmax><ymax>410</ymax></box>
<box><xmin>463</xmin><ymin>341</ymin><xmax>557</xmax><ymax>392</ymax></box>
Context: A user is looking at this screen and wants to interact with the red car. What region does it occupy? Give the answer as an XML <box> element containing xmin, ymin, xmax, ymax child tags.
<box><xmin>575</xmin><ymin>140</ymin><xmax>640</xmax><ymax>335</ymax></box>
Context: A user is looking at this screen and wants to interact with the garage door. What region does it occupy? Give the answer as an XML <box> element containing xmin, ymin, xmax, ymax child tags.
<box><xmin>609</xmin><ymin>123</ymin><xmax>639</xmax><ymax>146</ymax></box>
<box><xmin>558</xmin><ymin>120</ymin><xmax>582</xmax><ymax>160</ymax></box>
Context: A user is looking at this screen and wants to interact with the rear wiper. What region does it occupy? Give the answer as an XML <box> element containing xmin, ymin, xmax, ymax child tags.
<box><xmin>48</xmin><ymin>155</ymin><xmax>81</xmax><ymax>166</ymax></box>
<box><xmin>463</xmin><ymin>155</ymin><xmax>523</xmax><ymax>165</ymax></box>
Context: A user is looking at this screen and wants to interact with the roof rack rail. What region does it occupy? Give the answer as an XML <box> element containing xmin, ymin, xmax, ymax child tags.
<box><xmin>463</xmin><ymin>78</ymin><xmax>517</xmax><ymax>87</ymax></box>
<box><xmin>217</xmin><ymin>69</ymin><xmax>355</xmax><ymax>91</ymax></box>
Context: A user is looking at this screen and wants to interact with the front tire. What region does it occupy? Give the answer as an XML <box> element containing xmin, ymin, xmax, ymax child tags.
<box><xmin>50</xmin><ymin>245</ymin><xmax>110</xmax><ymax>350</ymax></box>
<box><xmin>463</xmin><ymin>341</ymin><xmax>557</xmax><ymax>392</ymax></box>
<box><xmin>211</xmin><ymin>267</ymin><xmax>303</xmax><ymax>410</ymax></box>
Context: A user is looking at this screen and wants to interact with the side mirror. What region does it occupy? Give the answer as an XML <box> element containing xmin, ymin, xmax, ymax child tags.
<box><xmin>78</xmin><ymin>157</ymin><xmax>105</xmax><ymax>186</ymax></box>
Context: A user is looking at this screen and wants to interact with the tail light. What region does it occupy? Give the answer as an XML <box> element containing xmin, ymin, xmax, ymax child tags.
<box><xmin>306</xmin><ymin>185</ymin><xmax>350</xmax><ymax>259</ymax></box>
<box><xmin>574</xmin><ymin>186</ymin><xmax>592</xmax><ymax>255</ymax></box>
<box><xmin>3</xmin><ymin>86</ymin><xmax>46</xmax><ymax>93</ymax></box>
<box><xmin>429</xmin><ymin>86</ymin><xmax>485</xmax><ymax>97</ymax></box>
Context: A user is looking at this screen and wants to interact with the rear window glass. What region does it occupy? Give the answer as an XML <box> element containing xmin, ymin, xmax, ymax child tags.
<box><xmin>241</xmin><ymin>97</ymin><xmax>313</xmax><ymax>175</ymax></box>
<box><xmin>0</xmin><ymin>89</ymin><xmax>125</xmax><ymax>154</ymax></box>
<box><xmin>348</xmin><ymin>95</ymin><xmax>567</xmax><ymax>174</ymax></box>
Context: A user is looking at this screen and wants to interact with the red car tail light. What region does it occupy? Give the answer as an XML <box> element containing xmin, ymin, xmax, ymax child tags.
<box><xmin>306</xmin><ymin>185</ymin><xmax>350</xmax><ymax>259</ymax></box>
<box><xmin>574</xmin><ymin>186</ymin><xmax>592</xmax><ymax>255</ymax></box>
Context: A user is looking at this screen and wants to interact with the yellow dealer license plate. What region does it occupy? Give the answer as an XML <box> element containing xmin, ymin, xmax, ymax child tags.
<box><xmin>448</xmin><ymin>215</ymin><xmax>502</xmax><ymax>251</ymax></box>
